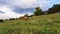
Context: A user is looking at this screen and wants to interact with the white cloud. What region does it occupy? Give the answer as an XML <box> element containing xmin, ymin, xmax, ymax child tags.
<box><xmin>0</xmin><ymin>6</ymin><xmax>24</xmax><ymax>19</ymax></box>
<box><xmin>3</xmin><ymin>0</ymin><xmax>50</xmax><ymax>8</ymax></box>
<box><xmin>0</xmin><ymin>0</ymin><xmax>50</xmax><ymax>19</ymax></box>
<box><xmin>7</xmin><ymin>0</ymin><xmax>37</xmax><ymax>8</ymax></box>
<box><xmin>38</xmin><ymin>0</ymin><xmax>50</xmax><ymax>7</ymax></box>
<box><xmin>0</xmin><ymin>0</ymin><xmax>50</xmax><ymax>11</ymax></box>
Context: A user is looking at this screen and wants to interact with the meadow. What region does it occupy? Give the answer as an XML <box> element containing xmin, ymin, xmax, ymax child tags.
<box><xmin>0</xmin><ymin>13</ymin><xmax>60</xmax><ymax>34</ymax></box>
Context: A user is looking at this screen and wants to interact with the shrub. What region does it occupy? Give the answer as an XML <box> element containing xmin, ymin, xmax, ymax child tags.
<box><xmin>9</xmin><ymin>18</ymin><xmax>16</xmax><ymax>20</ymax></box>
<box><xmin>0</xmin><ymin>19</ymin><xmax>4</xmax><ymax>22</ymax></box>
<box><xmin>24</xmin><ymin>14</ymin><xmax>28</xmax><ymax>17</ymax></box>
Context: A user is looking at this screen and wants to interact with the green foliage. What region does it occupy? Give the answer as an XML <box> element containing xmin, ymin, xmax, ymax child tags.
<box><xmin>34</xmin><ymin>4</ymin><xmax>60</xmax><ymax>16</ymax></box>
<box><xmin>34</xmin><ymin>7</ymin><xmax>42</xmax><ymax>16</ymax></box>
<box><xmin>9</xmin><ymin>18</ymin><xmax>16</xmax><ymax>20</ymax></box>
<box><xmin>48</xmin><ymin>4</ymin><xmax>60</xmax><ymax>14</ymax></box>
<box><xmin>0</xmin><ymin>19</ymin><xmax>4</xmax><ymax>22</ymax></box>
<box><xmin>24</xmin><ymin>14</ymin><xmax>28</xmax><ymax>17</ymax></box>
<box><xmin>42</xmin><ymin>11</ymin><xmax>48</xmax><ymax>15</ymax></box>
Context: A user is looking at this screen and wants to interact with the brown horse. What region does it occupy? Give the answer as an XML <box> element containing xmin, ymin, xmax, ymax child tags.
<box><xmin>21</xmin><ymin>16</ymin><xmax>29</xmax><ymax>21</ymax></box>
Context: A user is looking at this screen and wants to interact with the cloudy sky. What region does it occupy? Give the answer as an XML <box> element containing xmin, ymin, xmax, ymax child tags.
<box><xmin>0</xmin><ymin>0</ymin><xmax>60</xmax><ymax>19</ymax></box>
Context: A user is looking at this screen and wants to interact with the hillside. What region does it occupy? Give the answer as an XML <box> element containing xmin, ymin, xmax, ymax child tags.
<box><xmin>0</xmin><ymin>13</ymin><xmax>60</xmax><ymax>34</ymax></box>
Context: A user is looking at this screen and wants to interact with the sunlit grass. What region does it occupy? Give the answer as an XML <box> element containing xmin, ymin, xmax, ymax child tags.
<box><xmin>0</xmin><ymin>13</ymin><xmax>60</xmax><ymax>34</ymax></box>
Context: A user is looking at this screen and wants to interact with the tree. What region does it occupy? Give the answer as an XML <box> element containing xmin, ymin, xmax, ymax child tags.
<box><xmin>34</xmin><ymin>7</ymin><xmax>42</xmax><ymax>16</ymax></box>
<box><xmin>48</xmin><ymin>4</ymin><xmax>60</xmax><ymax>14</ymax></box>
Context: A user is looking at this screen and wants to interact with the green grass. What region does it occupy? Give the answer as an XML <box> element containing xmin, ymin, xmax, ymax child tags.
<box><xmin>0</xmin><ymin>13</ymin><xmax>60</xmax><ymax>34</ymax></box>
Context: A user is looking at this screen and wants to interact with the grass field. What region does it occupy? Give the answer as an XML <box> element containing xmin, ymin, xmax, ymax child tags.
<box><xmin>0</xmin><ymin>13</ymin><xmax>60</xmax><ymax>34</ymax></box>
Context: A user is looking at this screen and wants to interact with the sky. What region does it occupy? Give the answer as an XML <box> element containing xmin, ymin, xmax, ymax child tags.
<box><xmin>0</xmin><ymin>0</ymin><xmax>60</xmax><ymax>19</ymax></box>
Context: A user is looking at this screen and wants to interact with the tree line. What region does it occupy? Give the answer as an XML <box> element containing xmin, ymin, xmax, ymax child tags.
<box><xmin>34</xmin><ymin>4</ymin><xmax>60</xmax><ymax>16</ymax></box>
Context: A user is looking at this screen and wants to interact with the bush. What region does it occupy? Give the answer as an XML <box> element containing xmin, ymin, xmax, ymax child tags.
<box><xmin>9</xmin><ymin>18</ymin><xmax>16</xmax><ymax>20</ymax></box>
<box><xmin>0</xmin><ymin>19</ymin><xmax>4</xmax><ymax>22</ymax></box>
<box><xmin>42</xmin><ymin>11</ymin><xmax>48</xmax><ymax>15</ymax></box>
<box><xmin>24</xmin><ymin>14</ymin><xmax>28</xmax><ymax>17</ymax></box>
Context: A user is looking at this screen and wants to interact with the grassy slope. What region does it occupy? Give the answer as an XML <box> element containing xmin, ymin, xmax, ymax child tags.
<box><xmin>0</xmin><ymin>13</ymin><xmax>60</xmax><ymax>34</ymax></box>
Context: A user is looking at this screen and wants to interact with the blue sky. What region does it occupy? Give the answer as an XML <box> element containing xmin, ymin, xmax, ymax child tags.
<box><xmin>0</xmin><ymin>0</ymin><xmax>60</xmax><ymax>19</ymax></box>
